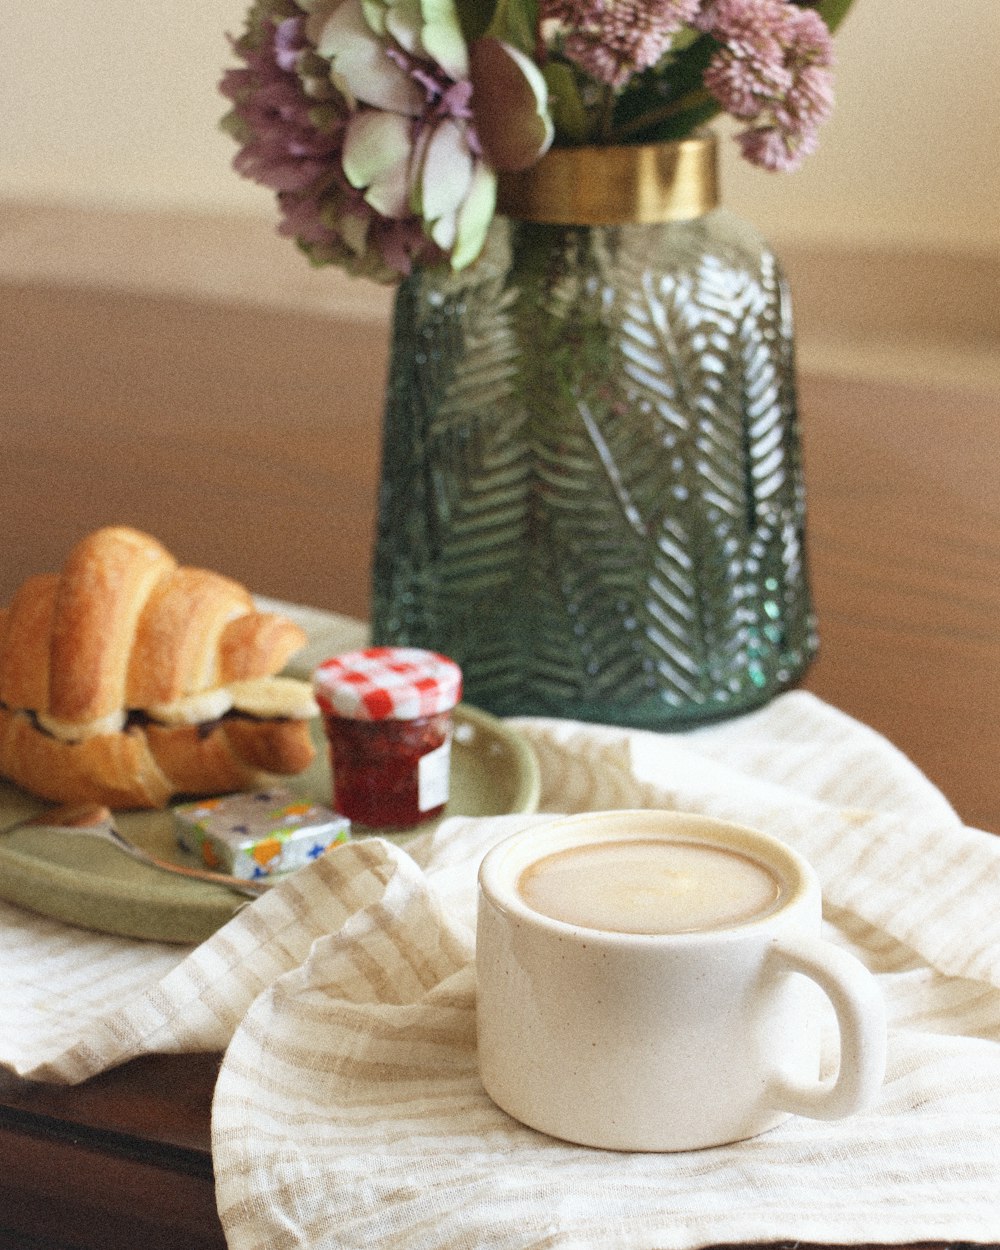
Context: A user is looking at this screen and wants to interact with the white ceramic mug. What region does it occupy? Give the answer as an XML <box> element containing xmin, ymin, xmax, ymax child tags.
<box><xmin>476</xmin><ymin>810</ymin><xmax>886</xmax><ymax>1152</ymax></box>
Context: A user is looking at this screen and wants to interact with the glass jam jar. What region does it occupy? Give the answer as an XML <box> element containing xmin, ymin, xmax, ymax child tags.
<box><xmin>313</xmin><ymin>646</ymin><xmax>462</xmax><ymax>828</ymax></box>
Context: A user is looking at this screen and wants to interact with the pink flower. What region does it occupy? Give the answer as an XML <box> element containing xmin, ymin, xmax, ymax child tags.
<box><xmin>543</xmin><ymin>0</ymin><xmax>701</xmax><ymax>88</ymax></box>
<box><xmin>697</xmin><ymin>0</ymin><xmax>835</xmax><ymax>171</ymax></box>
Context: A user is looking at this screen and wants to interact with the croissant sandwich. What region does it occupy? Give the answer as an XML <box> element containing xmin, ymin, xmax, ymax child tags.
<box><xmin>0</xmin><ymin>526</ymin><xmax>319</xmax><ymax>809</ymax></box>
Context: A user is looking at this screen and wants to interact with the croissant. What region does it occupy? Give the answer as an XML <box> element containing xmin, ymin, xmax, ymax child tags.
<box><xmin>0</xmin><ymin>526</ymin><xmax>319</xmax><ymax>809</ymax></box>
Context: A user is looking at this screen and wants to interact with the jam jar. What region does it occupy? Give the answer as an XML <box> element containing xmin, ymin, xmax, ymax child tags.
<box><xmin>313</xmin><ymin>646</ymin><xmax>463</xmax><ymax>828</ymax></box>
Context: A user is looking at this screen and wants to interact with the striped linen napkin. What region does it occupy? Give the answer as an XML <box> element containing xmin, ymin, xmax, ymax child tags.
<box><xmin>3</xmin><ymin>691</ymin><xmax>1000</xmax><ymax>1248</ymax></box>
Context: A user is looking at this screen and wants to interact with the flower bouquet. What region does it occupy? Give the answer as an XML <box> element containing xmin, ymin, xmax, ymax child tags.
<box><xmin>221</xmin><ymin>0</ymin><xmax>855</xmax><ymax>280</ymax></box>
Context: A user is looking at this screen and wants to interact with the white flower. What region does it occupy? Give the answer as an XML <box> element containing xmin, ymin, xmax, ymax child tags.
<box><xmin>300</xmin><ymin>0</ymin><xmax>553</xmax><ymax>266</ymax></box>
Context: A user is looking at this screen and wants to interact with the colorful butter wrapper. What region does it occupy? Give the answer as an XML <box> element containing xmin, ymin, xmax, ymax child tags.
<box><xmin>173</xmin><ymin>787</ymin><xmax>350</xmax><ymax>880</ymax></box>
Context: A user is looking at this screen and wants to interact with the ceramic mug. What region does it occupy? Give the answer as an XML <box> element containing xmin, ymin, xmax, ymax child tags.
<box><xmin>476</xmin><ymin>810</ymin><xmax>886</xmax><ymax>1152</ymax></box>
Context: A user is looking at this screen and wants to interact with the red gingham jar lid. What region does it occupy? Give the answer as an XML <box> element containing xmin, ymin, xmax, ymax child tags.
<box><xmin>313</xmin><ymin>646</ymin><xmax>463</xmax><ymax>721</ymax></box>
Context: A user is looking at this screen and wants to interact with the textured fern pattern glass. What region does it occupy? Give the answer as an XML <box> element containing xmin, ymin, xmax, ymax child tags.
<box><xmin>371</xmin><ymin>141</ymin><xmax>816</xmax><ymax>728</ymax></box>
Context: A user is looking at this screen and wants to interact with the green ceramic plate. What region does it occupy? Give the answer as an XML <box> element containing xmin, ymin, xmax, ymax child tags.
<box><xmin>0</xmin><ymin>704</ymin><xmax>540</xmax><ymax>945</ymax></box>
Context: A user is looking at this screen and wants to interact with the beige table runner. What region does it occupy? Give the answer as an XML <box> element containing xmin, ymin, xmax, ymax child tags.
<box><xmin>2</xmin><ymin>670</ymin><xmax>1000</xmax><ymax>1244</ymax></box>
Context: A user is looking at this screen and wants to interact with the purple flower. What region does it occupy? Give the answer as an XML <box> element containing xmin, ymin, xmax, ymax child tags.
<box><xmin>221</xmin><ymin>19</ymin><xmax>341</xmax><ymax>192</ymax></box>
<box><xmin>697</xmin><ymin>0</ymin><xmax>835</xmax><ymax>171</ymax></box>
<box><xmin>542</xmin><ymin>0</ymin><xmax>701</xmax><ymax>89</ymax></box>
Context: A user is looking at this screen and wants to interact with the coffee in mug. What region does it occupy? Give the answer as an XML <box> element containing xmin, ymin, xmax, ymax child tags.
<box><xmin>517</xmin><ymin>837</ymin><xmax>784</xmax><ymax>935</ymax></box>
<box><xmin>477</xmin><ymin>810</ymin><xmax>886</xmax><ymax>1152</ymax></box>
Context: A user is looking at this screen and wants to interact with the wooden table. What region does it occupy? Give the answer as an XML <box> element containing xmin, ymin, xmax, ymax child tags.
<box><xmin>1</xmin><ymin>370</ymin><xmax>998</xmax><ymax>1248</ymax></box>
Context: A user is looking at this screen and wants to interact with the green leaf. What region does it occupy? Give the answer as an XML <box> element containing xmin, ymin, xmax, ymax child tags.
<box><xmin>803</xmin><ymin>0</ymin><xmax>857</xmax><ymax>32</ymax></box>
<box><xmin>543</xmin><ymin>61</ymin><xmax>589</xmax><ymax>145</ymax></box>
<box><xmin>483</xmin><ymin>0</ymin><xmax>537</xmax><ymax>55</ymax></box>
<box><xmin>453</xmin><ymin>0</ymin><xmax>494</xmax><ymax>43</ymax></box>
<box><xmin>609</xmin><ymin>34</ymin><xmax>720</xmax><ymax>143</ymax></box>
<box><xmin>220</xmin><ymin>110</ymin><xmax>253</xmax><ymax>144</ymax></box>
<box><xmin>632</xmin><ymin>96</ymin><xmax>720</xmax><ymax>145</ymax></box>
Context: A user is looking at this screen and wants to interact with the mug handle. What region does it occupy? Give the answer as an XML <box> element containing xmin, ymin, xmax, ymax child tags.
<box><xmin>763</xmin><ymin>931</ymin><xmax>887</xmax><ymax>1120</ymax></box>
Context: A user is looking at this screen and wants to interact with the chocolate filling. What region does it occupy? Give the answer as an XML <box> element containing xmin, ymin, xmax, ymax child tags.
<box><xmin>1</xmin><ymin>703</ymin><xmax>292</xmax><ymax>744</ymax></box>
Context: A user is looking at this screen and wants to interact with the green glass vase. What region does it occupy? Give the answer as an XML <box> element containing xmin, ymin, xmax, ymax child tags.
<box><xmin>370</xmin><ymin>134</ymin><xmax>817</xmax><ymax>728</ymax></box>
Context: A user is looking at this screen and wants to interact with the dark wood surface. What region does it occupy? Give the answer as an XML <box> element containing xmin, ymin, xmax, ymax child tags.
<box><xmin>1</xmin><ymin>282</ymin><xmax>998</xmax><ymax>1246</ymax></box>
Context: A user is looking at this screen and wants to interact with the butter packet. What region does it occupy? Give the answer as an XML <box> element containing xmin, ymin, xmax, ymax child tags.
<box><xmin>174</xmin><ymin>787</ymin><xmax>350</xmax><ymax>881</ymax></box>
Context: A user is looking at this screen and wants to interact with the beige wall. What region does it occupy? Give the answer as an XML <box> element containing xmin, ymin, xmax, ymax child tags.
<box><xmin>0</xmin><ymin>0</ymin><xmax>998</xmax><ymax>255</ymax></box>
<box><xmin>721</xmin><ymin>0</ymin><xmax>1000</xmax><ymax>254</ymax></box>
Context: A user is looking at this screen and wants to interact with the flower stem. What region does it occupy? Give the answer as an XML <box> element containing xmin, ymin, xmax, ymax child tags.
<box><xmin>610</xmin><ymin>86</ymin><xmax>714</xmax><ymax>142</ymax></box>
<box><xmin>597</xmin><ymin>85</ymin><xmax>617</xmax><ymax>142</ymax></box>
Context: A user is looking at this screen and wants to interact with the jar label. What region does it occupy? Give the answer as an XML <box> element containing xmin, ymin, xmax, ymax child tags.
<box><xmin>417</xmin><ymin>734</ymin><xmax>452</xmax><ymax>811</ymax></box>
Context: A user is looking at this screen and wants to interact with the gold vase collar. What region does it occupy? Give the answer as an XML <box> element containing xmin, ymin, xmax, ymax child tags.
<box><xmin>496</xmin><ymin>133</ymin><xmax>718</xmax><ymax>226</ymax></box>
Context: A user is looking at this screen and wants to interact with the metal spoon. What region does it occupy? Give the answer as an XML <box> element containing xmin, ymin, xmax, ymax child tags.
<box><xmin>4</xmin><ymin>803</ymin><xmax>269</xmax><ymax>898</ymax></box>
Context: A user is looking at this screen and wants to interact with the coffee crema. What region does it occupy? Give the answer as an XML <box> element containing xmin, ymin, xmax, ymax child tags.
<box><xmin>516</xmin><ymin>837</ymin><xmax>784</xmax><ymax>934</ymax></box>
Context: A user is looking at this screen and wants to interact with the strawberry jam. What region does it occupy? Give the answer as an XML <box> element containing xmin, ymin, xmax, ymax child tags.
<box><xmin>320</xmin><ymin>710</ymin><xmax>452</xmax><ymax>827</ymax></box>
<box><xmin>313</xmin><ymin>646</ymin><xmax>462</xmax><ymax>829</ymax></box>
